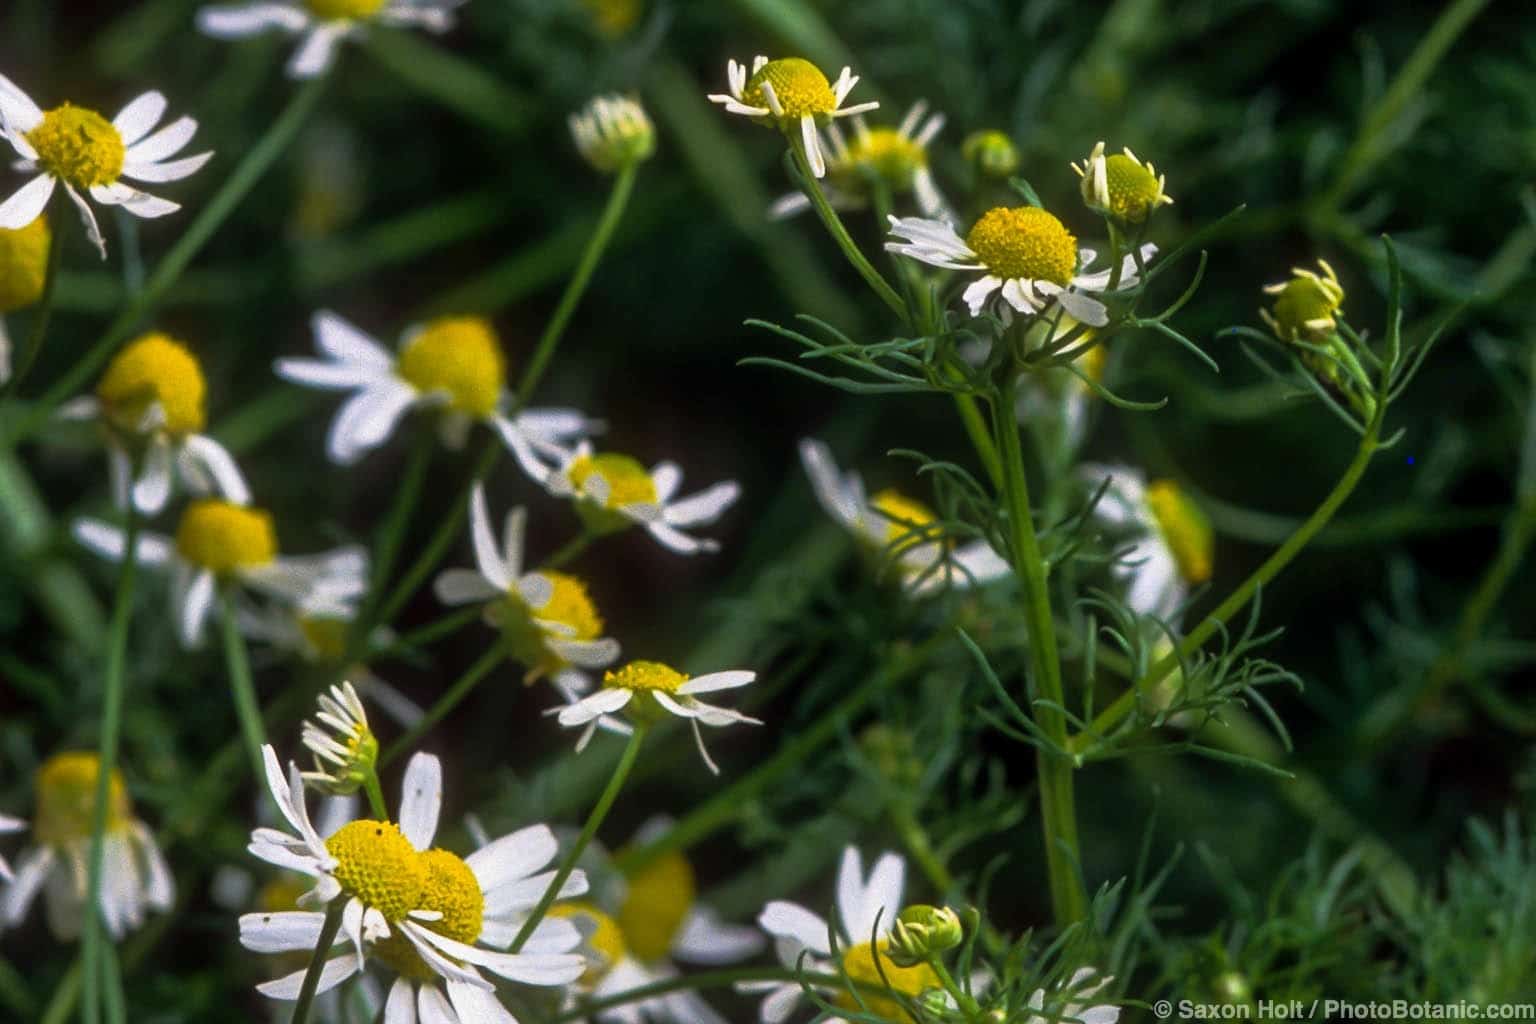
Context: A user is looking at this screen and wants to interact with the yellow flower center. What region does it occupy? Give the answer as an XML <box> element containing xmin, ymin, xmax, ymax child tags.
<box><xmin>395</xmin><ymin>316</ymin><xmax>506</xmax><ymax>418</ymax></box>
<box><xmin>742</xmin><ymin>58</ymin><xmax>838</xmax><ymax>119</ymax></box>
<box><xmin>567</xmin><ymin>453</ymin><xmax>657</xmax><ymax>509</ymax></box>
<box><xmin>501</xmin><ymin>572</ymin><xmax>607</xmax><ymax>678</ymax></box>
<box><xmin>530</xmin><ymin>572</ymin><xmax>604</xmax><ymax>641</ymax></box>
<box><xmin>1095</xmin><ymin>153</ymin><xmax>1165</xmax><ymax>224</ymax></box>
<box><xmin>582</xmin><ymin>0</ymin><xmax>641</xmax><ymax>36</ymax></box>
<box><xmin>0</xmin><ymin>216</ymin><xmax>51</xmax><ymax>314</ymax></box>
<box><xmin>1267</xmin><ymin>268</ymin><xmax>1345</xmax><ymax>342</ymax></box>
<box><xmin>96</xmin><ymin>333</ymin><xmax>208</xmax><ymax>437</ymax></box>
<box><xmin>174</xmin><ymin>499</ymin><xmax>278</xmax><ymax>574</ymax></box>
<box><xmin>298</xmin><ymin>615</ymin><xmax>351</xmax><ymax>661</ymax></box>
<box><xmin>35</xmin><ymin>752</ymin><xmax>132</xmax><ymax>845</ymax></box>
<box><xmin>869</xmin><ymin>489</ymin><xmax>938</xmax><ymax>546</ymax></box>
<box><xmin>617</xmin><ymin>850</ymin><xmax>696</xmax><ymax>963</ymax></box>
<box><xmin>26</xmin><ymin>104</ymin><xmax>124</xmax><ymax>189</ymax></box>
<box><xmin>552</xmin><ymin>903</ymin><xmax>627</xmax><ymax>984</ymax></box>
<box><xmin>965</xmin><ymin>206</ymin><xmax>1078</xmax><ymax>286</ymax></box>
<box><xmin>324</xmin><ymin>820</ymin><xmax>427</xmax><ymax>924</ymax></box>
<box><xmin>1145</xmin><ymin>479</ymin><xmax>1213</xmax><ymax>585</ymax></box>
<box><xmin>304</xmin><ymin>0</ymin><xmax>387</xmax><ymax>18</ymax></box>
<box><xmin>841</xmin><ymin>128</ymin><xmax>926</xmax><ymax>192</ymax></box>
<box><xmin>604</xmin><ymin>660</ymin><xmax>688</xmax><ymax>694</ymax></box>
<box><xmin>368</xmin><ymin>847</ymin><xmax>482</xmax><ymax>984</ymax></box>
<box><xmin>837</xmin><ymin>940</ymin><xmax>940</xmax><ymax>1021</ymax></box>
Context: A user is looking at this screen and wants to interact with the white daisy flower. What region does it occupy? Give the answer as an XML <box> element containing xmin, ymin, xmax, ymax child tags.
<box><xmin>1023</xmin><ymin>967</ymin><xmax>1120</xmax><ymax>1024</ymax></box>
<box><xmin>243</xmin><ymin>745</ymin><xmax>587</xmax><ymax>1019</ymax></box>
<box><xmin>73</xmin><ymin>498</ymin><xmax>367</xmax><ymax>647</ymax></box>
<box><xmin>433</xmin><ymin>483</ymin><xmax>620</xmax><ymax>699</ymax></box>
<box><xmin>58</xmin><ymin>332</ymin><xmax>250</xmax><ymax>515</ymax></box>
<box><xmin>195</xmin><ymin>0</ymin><xmax>466</xmax><ymax>80</ymax></box>
<box><xmin>0</xmin><ymin>213</ymin><xmax>51</xmax><ymax>385</ymax></box>
<box><xmin>554</xmin><ymin>817</ymin><xmax>764</xmax><ymax>1024</ymax></box>
<box><xmin>0</xmin><ymin>74</ymin><xmax>210</xmax><ymax>259</ymax></box>
<box><xmin>745</xmin><ymin>847</ymin><xmax>937</xmax><ymax>1024</ymax></box>
<box><xmin>770</xmin><ymin>102</ymin><xmax>949</xmax><ymax>222</ymax></box>
<box><xmin>706</xmin><ymin>56</ymin><xmax>878</xmax><ymax>178</ymax></box>
<box><xmin>885</xmin><ymin>206</ymin><xmax>1157</xmax><ymax>325</ymax></box>
<box><xmin>274</xmin><ymin>310</ymin><xmax>597</xmax><ymax>471</ymax></box>
<box><xmin>1</xmin><ymin>752</ymin><xmax>173</xmax><ymax>940</ymax></box>
<box><xmin>553</xmin><ymin>660</ymin><xmax>759</xmax><ymax>775</ymax></box>
<box><xmin>532</xmin><ymin>440</ymin><xmax>740</xmax><ymax>555</ymax></box>
<box><xmin>1082</xmin><ymin>465</ymin><xmax>1213</xmax><ymax>622</ymax></box>
<box><xmin>800</xmin><ymin>438</ymin><xmax>1009</xmax><ymax>594</ymax></box>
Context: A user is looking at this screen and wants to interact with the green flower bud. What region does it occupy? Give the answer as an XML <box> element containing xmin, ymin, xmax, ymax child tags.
<box><xmin>887</xmin><ymin>904</ymin><xmax>964</xmax><ymax>967</ymax></box>
<box><xmin>962</xmin><ymin>130</ymin><xmax>1020</xmax><ymax>179</ymax></box>
<box><xmin>570</xmin><ymin>95</ymin><xmax>656</xmax><ymax>174</ymax></box>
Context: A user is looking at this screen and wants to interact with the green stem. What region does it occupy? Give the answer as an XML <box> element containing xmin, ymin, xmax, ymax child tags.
<box><xmin>220</xmin><ymin>589</ymin><xmax>268</xmax><ymax>783</ymax></box>
<box><xmin>890</xmin><ymin>805</ymin><xmax>956</xmax><ymax>896</ymax></box>
<box><xmin>544</xmin><ymin>530</ymin><xmax>595</xmax><ymax>569</ymax></box>
<box><xmin>516</xmin><ymin>160</ymin><xmax>638</xmax><ymax>404</ymax></box>
<box><xmin>788</xmin><ymin>137</ymin><xmax>907</xmax><ymax>322</ymax></box>
<box><xmin>1</xmin><ymin>75</ymin><xmax>327</xmax><ymax>448</ymax></box>
<box><xmin>615</xmin><ymin>633</ymin><xmax>947</xmax><ymax>875</ymax></box>
<box><xmin>290</xmin><ymin>901</ymin><xmax>345</xmax><ymax>1024</ymax></box>
<box><xmin>1071</xmin><ymin>417</ymin><xmax>1383</xmax><ymax>752</ymax></box>
<box><xmin>359</xmin><ymin>423</ymin><xmax>435</xmax><ymax>630</ymax></box>
<box><xmin>363</xmin><ymin>771</ymin><xmax>388</xmax><ymax>820</ymax></box>
<box><xmin>509</xmin><ymin>725</ymin><xmax>647</xmax><ymax>953</ymax></box>
<box><xmin>3</xmin><ymin>214</ymin><xmax>63</xmax><ymax>395</ymax></box>
<box><xmin>930</xmin><ymin>960</ymin><xmax>981</xmax><ymax>1018</ymax></box>
<box><xmin>992</xmin><ymin>380</ymin><xmax>1085</xmax><ymax>925</ymax></box>
<box><xmin>80</xmin><ymin>506</ymin><xmax>138</xmax><ymax>1024</ymax></box>
<box><xmin>378</xmin><ymin>640</ymin><xmax>508</xmax><ymax>767</ymax></box>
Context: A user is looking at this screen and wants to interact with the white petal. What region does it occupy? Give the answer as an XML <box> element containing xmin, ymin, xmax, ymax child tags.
<box><xmin>179</xmin><ymin>568</ymin><xmax>216</xmax><ymax>647</ymax></box>
<box><xmin>664</xmin><ymin>482</ymin><xmax>740</xmax><ymax>527</ymax></box>
<box><xmin>197</xmin><ymin>3</ymin><xmax>311</xmax><ymax>37</ymax></box>
<box><xmin>433</xmin><ymin>568</ymin><xmax>500</xmax><ymax>606</ymax></box>
<box><xmin>2</xmin><ymin>847</ymin><xmax>53</xmax><ymax>926</ymax></box>
<box><xmin>801</xmin><ymin>115</ymin><xmax>825</xmax><ymax>177</ymax></box>
<box><xmin>398</xmin><ymin>752</ymin><xmax>443</xmax><ymax>850</ymax></box>
<box><xmin>89</xmin><ymin>182</ymin><xmax>179</xmax><ymax>219</ymax></box>
<box><xmin>677</xmin><ymin>671</ymin><xmax>755</xmax><ymax>695</ymax></box>
<box><xmin>239</xmin><ymin>910</ymin><xmax>331</xmax><ymax>953</ymax></box>
<box><xmin>757</xmin><ymin>901</ymin><xmax>832</xmax><ymax>957</ymax></box>
<box><xmin>962</xmin><ymin>276</ymin><xmax>1003</xmax><ymax>316</ymax></box>
<box><xmin>416</xmin><ymin>985</ymin><xmax>457</xmax><ymax>1024</ymax></box>
<box><xmin>112</xmin><ymin>92</ymin><xmax>166</xmax><ymax>146</ymax></box>
<box><xmin>446</xmin><ymin>982</ymin><xmax>517</xmax><ymax>1024</ymax></box>
<box><xmin>0</xmin><ymin>173</ymin><xmax>56</xmax><ymax>229</ymax></box>
<box><xmin>645</xmin><ymin>521</ymin><xmax>716</xmax><ymax>555</ymax></box>
<box><xmin>256</xmin><ymin>956</ymin><xmax>359</xmax><ymax>999</ymax></box>
<box><xmin>556</xmin><ymin>688</ymin><xmax>631</xmax><ymax>726</ymax></box>
<box><xmin>275</xmin><ymin>356</ymin><xmax>388</xmax><ymax>390</ymax></box>
<box><xmin>1053</xmin><ymin>289</ymin><xmax>1109</xmax><ymax>327</ymax></box>
<box><xmin>63</xmin><ymin>184</ymin><xmax>106</xmax><ymax>258</ymax></box>
<box><xmin>385</xmin><ymin>978</ymin><xmax>417</xmax><ymax>1024</ymax></box>
<box><xmin>287</xmin><ymin>22</ymin><xmax>354</xmax><ymax>79</ymax></box>
<box><xmin>855</xmin><ymin>853</ymin><xmax>905</xmax><ymax>941</ymax></box>
<box><xmin>465</xmin><ymin>824</ymin><xmax>556</xmax><ymax>892</ymax></box>
<box><xmin>73</xmin><ymin>518</ymin><xmax>173</xmax><ymax>565</ymax></box>
<box><xmin>124</xmin><ymin>115</ymin><xmax>197</xmax><ymax>163</ymax></box>
<box><xmin>673</xmin><ymin>907</ymin><xmax>765</xmax><ymax>964</ymax></box>
<box><xmin>120</xmin><ymin>151</ymin><xmax>212</xmax><ymax>184</ymax></box>
<box><xmin>327</xmin><ymin>384</ymin><xmax>417</xmax><ymax>464</ymax></box>
<box><xmin>470</xmin><ymin>484</ymin><xmax>512</xmax><ymax>590</ymax></box>
<box><xmin>179</xmin><ymin>434</ymin><xmax>251</xmax><ymax>504</ymax></box>
<box><xmin>0</xmin><ymin>73</ymin><xmax>43</xmax><ymax>133</ymax></box>
<box><xmin>131</xmin><ymin>437</ymin><xmax>173</xmax><ymax>514</ymax></box>
<box><xmin>314</xmin><ymin>310</ymin><xmax>395</xmax><ymax>368</ymax></box>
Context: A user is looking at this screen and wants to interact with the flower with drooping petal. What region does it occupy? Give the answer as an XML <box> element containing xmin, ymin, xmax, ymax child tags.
<box><xmin>770</xmin><ymin>102</ymin><xmax>949</xmax><ymax>222</ymax></box>
<box><xmin>275</xmin><ymin>310</ymin><xmax>598</xmax><ymax>472</ymax></box>
<box><xmin>0</xmin><ymin>74</ymin><xmax>210</xmax><ymax>258</ymax></box>
<box><xmin>885</xmin><ymin>206</ymin><xmax>1156</xmax><ymax>325</ymax></box>
<box><xmin>553</xmin><ymin>660</ymin><xmax>759</xmax><ymax>774</ymax></box>
<box><xmin>74</xmin><ymin>498</ymin><xmax>366</xmax><ymax>647</ymax></box>
<box><xmin>434</xmin><ymin>483</ymin><xmax>620</xmax><ymax>699</ymax></box>
<box><xmin>532</xmin><ymin>440</ymin><xmax>740</xmax><ymax>555</ymax></box>
<box><xmin>1071</xmin><ymin>141</ymin><xmax>1173</xmax><ymax>225</ymax></box>
<box><xmin>1</xmin><ymin>752</ymin><xmax>173</xmax><ymax>940</ymax></box>
<box><xmin>0</xmin><ymin>213</ymin><xmax>50</xmax><ymax>384</ymax></box>
<box><xmin>744</xmin><ymin>847</ymin><xmax>936</xmax><ymax>1024</ymax></box>
<box><xmin>196</xmin><ymin>0</ymin><xmax>466</xmax><ymax>80</ymax></box>
<box><xmin>243</xmin><ymin>745</ymin><xmax>587</xmax><ymax>1020</ymax></box>
<box><xmin>1083</xmin><ymin>464</ymin><xmax>1213</xmax><ymax>622</ymax></box>
<box><xmin>800</xmin><ymin>439</ymin><xmax>1009</xmax><ymax>594</ymax></box>
<box><xmin>707</xmin><ymin>56</ymin><xmax>878</xmax><ymax>177</ymax></box>
<box><xmin>59</xmin><ymin>332</ymin><xmax>250</xmax><ymax>515</ymax></box>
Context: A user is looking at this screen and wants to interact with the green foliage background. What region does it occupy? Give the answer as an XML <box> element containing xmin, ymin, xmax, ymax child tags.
<box><xmin>1</xmin><ymin>0</ymin><xmax>1535</xmax><ymax>1018</ymax></box>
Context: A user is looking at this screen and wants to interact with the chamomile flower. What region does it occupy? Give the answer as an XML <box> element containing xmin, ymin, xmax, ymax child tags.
<box><xmin>707</xmin><ymin>56</ymin><xmax>879</xmax><ymax>178</ymax></box>
<box><xmin>0</xmin><ymin>213</ymin><xmax>50</xmax><ymax>384</ymax></box>
<box><xmin>1071</xmin><ymin>142</ymin><xmax>1173</xmax><ymax>225</ymax></box>
<box><xmin>0</xmin><ymin>75</ymin><xmax>210</xmax><ymax>258</ymax></box>
<box><xmin>1</xmin><ymin>752</ymin><xmax>173</xmax><ymax>940</ymax></box>
<box><xmin>243</xmin><ymin>746</ymin><xmax>586</xmax><ymax>1018</ymax></box>
<box><xmin>1023</xmin><ymin>968</ymin><xmax>1120</xmax><ymax>1024</ymax></box>
<box><xmin>532</xmin><ymin>441</ymin><xmax>740</xmax><ymax>555</ymax></box>
<box><xmin>196</xmin><ymin>0</ymin><xmax>465</xmax><ymax>80</ymax></box>
<box><xmin>1084</xmin><ymin>465</ymin><xmax>1213</xmax><ymax>621</ymax></box>
<box><xmin>301</xmin><ymin>682</ymin><xmax>379</xmax><ymax>796</ymax></box>
<box><xmin>770</xmin><ymin>103</ymin><xmax>949</xmax><ymax>221</ymax></box>
<box><xmin>553</xmin><ymin>660</ymin><xmax>759</xmax><ymax>775</ymax></box>
<box><xmin>58</xmin><ymin>332</ymin><xmax>250</xmax><ymax>515</ymax></box>
<box><xmin>1260</xmin><ymin>259</ymin><xmax>1345</xmax><ymax>343</ymax></box>
<box><xmin>800</xmin><ymin>439</ymin><xmax>1009</xmax><ymax>594</ymax></box>
<box><xmin>433</xmin><ymin>484</ymin><xmax>620</xmax><ymax>698</ymax></box>
<box><xmin>73</xmin><ymin>498</ymin><xmax>367</xmax><ymax>647</ymax></box>
<box><xmin>746</xmin><ymin>847</ymin><xmax>936</xmax><ymax>1024</ymax></box>
<box><xmin>275</xmin><ymin>310</ymin><xmax>598</xmax><ymax>471</ymax></box>
<box><xmin>555</xmin><ymin>818</ymin><xmax>763</xmax><ymax>1024</ymax></box>
<box><xmin>885</xmin><ymin>206</ymin><xmax>1157</xmax><ymax>325</ymax></box>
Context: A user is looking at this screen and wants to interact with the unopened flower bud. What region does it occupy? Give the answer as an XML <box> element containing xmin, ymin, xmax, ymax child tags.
<box><xmin>301</xmin><ymin>681</ymin><xmax>378</xmax><ymax>795</ymax></box>
<box><xmin>887</xmin><ymin>904</ymin><xmax>963</xmax><ymax>966</ymax></box>
<box><xmin>570</xmin><ymin>95</ymin><xmax>655</xmax><ymax>174</ymax></box>
<box><xmin>962</xmin><ymin>130</ymin><xmax>1019</xmax><ymax>179</ymax></box>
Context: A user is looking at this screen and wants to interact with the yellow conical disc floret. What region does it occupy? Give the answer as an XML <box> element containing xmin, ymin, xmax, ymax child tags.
<box><xmin>617</xmin><ymin>850</ymin><xmax>696</xmax><ymax>963</ymax></box>
<box><xmin>1145</xmin><ymin>479</ymin><xmax>1213</xmax><ymax>585</ymax></box>
<box><xmin>836</xmin><ymin>940</ymin><xmax>940</xmax><ymax>1021</ymax></box>
<box><xmin>27</xmin><ymin>104</ymin><xmax>124</xmax><ymax>189</ymax></box>
<box><xmin>96</xmin><ymin>333</ymin><xmax>208</xmax><ymax>437</ymax></box>
<box><xmin>417</xmin><ymin>848</ymin><xmax>485</xmax><ymax>943</ymax></box>
<box><xmin>552</xmin><ymin>903</ymin><xmax>627</xmax><ymax>983</ymax></box>
<box><xmin>0</xmin><ymin>216</ymin><xmax>51</xmax><ymax>313</ymax></box>
<box><xmin>324</xmin><ymin>820</ymin><xmax>427</xmax><ymax>923</ymax></box>
<box><xmin>396</xmin><ymin>316</ymin><xmax>506</xmax><ymax>417</ymax></box>
<box><xmin>965</xmin><ymin>207</ymin><xmax>1078</xmax><ymax>286</ymax></box>
<box><xmin>1262</xmin><ymin>261</ymin><xmax>1345</xmax><ymax>343</ymax></box>
<box><xmin>568</xmin><ymin>453</ymin><xmax>658</xmax><ymax>509</ymax></box>
<box><xmin>503</xmin><ymin>571</ymin><xmax>606</xmax><ymax>676</ymax></box>
<box><xmin>174</xmin><ymin>500</ymin><xmax>278</xmax><ymax>574</ymax></box>
<box><xmin>536</xmin><ymin>573</ymin><xmax>604</xmax><ymax>641</ymax></box>
<box><xmin>35</xmin><ymin>752</ymin><xmax>133</xmax><ymax>845</ymax></box>
<box><xmin>304</xmin><ymin>0</ymin><xmax>387</xmax><ymax>18</ymax></box>
<box><xmin>605</xmin><ymin>660</ymin><xmax>687</xmax><ymax>694</ymax></box>
<box><xmin>743</xmin><ymin>58</ymin><xmax>838</xmax><ymax>120</ymax></box>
